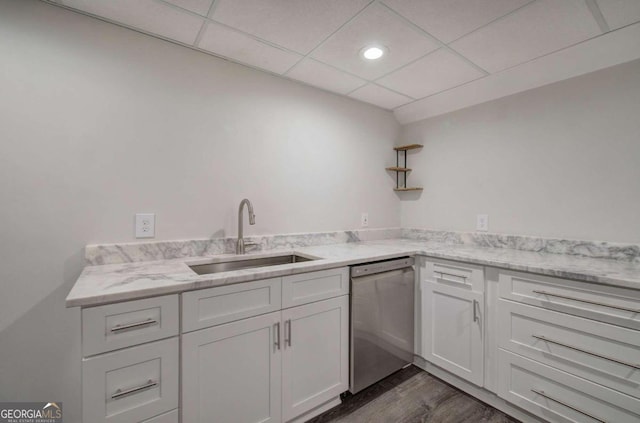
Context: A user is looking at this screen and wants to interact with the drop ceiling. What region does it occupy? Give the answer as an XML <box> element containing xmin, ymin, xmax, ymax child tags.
<box><xmin>45</xmin><ymin>0</ymin><xmax>640</xmax><ymax>122</ymax></box>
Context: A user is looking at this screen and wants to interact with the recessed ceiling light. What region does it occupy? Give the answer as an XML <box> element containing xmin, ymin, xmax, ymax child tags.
<box><xmin>361</xmin><ymin>46</ymin><xmax>386</xmax><ymax>60</ymax></box>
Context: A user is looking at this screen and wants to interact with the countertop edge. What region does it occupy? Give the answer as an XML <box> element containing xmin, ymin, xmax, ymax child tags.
<box><xmin>66</xmin><ymin>245</ymin><xmax>640</xmax><ymax>308</ymax></box>
<box><xmin>66</xmin><ymin>250</ymin><xmax>419</xmax><ymax>308</ymax></box>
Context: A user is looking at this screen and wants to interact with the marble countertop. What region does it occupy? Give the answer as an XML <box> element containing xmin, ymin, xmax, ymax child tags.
<box><xmin>66</xmin><ymin>239</ymin><xmax>640</xmax><ymax>307</ymax></box>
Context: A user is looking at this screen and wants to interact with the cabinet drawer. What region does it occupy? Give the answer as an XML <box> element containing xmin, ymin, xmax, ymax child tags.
<box><xmin>282</xmin><ymin>268</ymin><xmax>349</xmax><ymax>308</ymax></box>
<box><xmin>182</xmin><ymin>278</ymin><xmax>281</xmax><ymax>332</ymax></box>
<box><xmin>82</xmin><ymin>338</ymin><xmax>179</xmax><ymax>423</ymax></box>
<box><xmin>82</xmin><ymin>295</ymin><xmax>179</xmax><ymax>356</ymax></box>
<box><xmin>423</xmin><ymin>257</ymin><xmax>484</xmax><ymax>292</ymax></box>
<box><xmin>498</xmin><ymin>299</ymin><xmax>640</xmax><ymax>398</ymax></box>
<box><xmin>141</xmin><ymin>409</ymin><xmax>178</xmax><ymax>423</ymax></box>
<box><xmin>498</xmin><ymin>349</ymin><xmax>640</xmax><ymax>423</ymax></box>
<box><xmin>498</xmin><ymin>269</ymin><xmax>640</xmax><ymax>330</ymax></box>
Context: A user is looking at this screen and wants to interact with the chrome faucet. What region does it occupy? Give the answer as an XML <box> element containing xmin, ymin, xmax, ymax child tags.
<box><xmin>236</xmin><ymin>198</ymin><xmax>256</xmax><ymax>254</ymax></box>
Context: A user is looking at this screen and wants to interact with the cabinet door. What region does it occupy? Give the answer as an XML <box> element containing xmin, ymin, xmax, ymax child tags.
<box><xmin>422</xmin><ymin>281</ymin><xmax>484</xmax><ymax>386</ymax></box>
<box><xmin>182</xmin><ymin>311</ymin><xmax>282</xmax><ymax>423</ymax></box>
<box><xmin>281</xmin><ymin>295</ymin><xmax>349</xmax><ymax>422</ymax></box>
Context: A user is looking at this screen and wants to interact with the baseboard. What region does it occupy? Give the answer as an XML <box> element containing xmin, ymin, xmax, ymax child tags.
<box><xmin>290</xmin><ymin>396</ymin><xmax>342</xmax><ymax>423</ymax></box>
<box><xmin>413</xmin><ymin>356</ymin><xmax>545</xmax><ymax>423</ymax></box>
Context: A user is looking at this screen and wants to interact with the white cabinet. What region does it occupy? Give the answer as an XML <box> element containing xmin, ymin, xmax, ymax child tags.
<box><xmin>421</xmin><ymin>258</ymin><xmax>485</xmax><ymax>386</ymax></box>
<box><xmin>80</xmin><ymin>267</ymin><xmax>350</xmax><ymax>423</ymax></box>
<box><xmin>498</xmin><ymin>298</ymin><xmax>640</xmax><ymax>398</ymax></box>
<box><xmin>82</xmin><ymin>338</ymin><xmax>179</xmax><ymax>423</ymax></box>
<box><xmin>82</xmin><ymin>294</ymin><xmax>179</xmax><ymax>356</ymax></box>
<box><xmin>140</xmin><ymin>410</ymin><xmax>179</xmax><ymax>423</ymax></box>
<box><xmin>494</xmin><ymin>268</ymin><xmax>640</xmax><ymax>422</ymax></box>
<box><xmin>498</xmin><ymin>268</ymin><xmax>640</xmax><ymax>330</ymax></box>
<box><xmin>182</xmin><ymin>277</ymin><xmax>281</xmax><ymax>332</ymax></box>
<box><xmin>416</xmin><ymin>258</ymin><xmax>640</xmax><ymax>423</ymax></box>
<box><xmin>281</xmin><ymin>295</ymin><xmax>349</xmax><ymax>422</ymax></box>
<box><xmin>282</xmin><ymin>267</ymin><xmax>349</xmax><ymax>308</ymax></box>
<box><xmin>81</xmin><ymin>296</ymin><xmax>180</xmax><ymax>423</ymax></box>
<box><xmin>182</xmin><ymin>296</ymin><xmax>349</xmax><ymax>423</ymax></box>
<box><xmin>181</xmin><ymin>311</ymin><xmax>282</xmax><ymax>423</ymax></box>
<box><xmin>180</xmin><ymin>269</ymin><xmax>350</xmax><ymax>423</ymax></box>
<box><xmin>496</xmin><ymin>268</ymin><xmax>640</xmax><ymax>320</ymax></box>
<box><xmin>422</xmin><ymin>281</ymin><xmax>484</xmax><ymax>386</ymax></box>
<box><xmin>498</xmin><ymin>349</ymin><xmax>640</xmax><ymax>423</ymax></box>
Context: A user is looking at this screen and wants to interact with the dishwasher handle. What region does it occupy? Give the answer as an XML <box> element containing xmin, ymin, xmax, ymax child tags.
<box><xmin>351</xmin><ymin>257</ymin><xmax>414</xmax><ymax>278</ymax></box>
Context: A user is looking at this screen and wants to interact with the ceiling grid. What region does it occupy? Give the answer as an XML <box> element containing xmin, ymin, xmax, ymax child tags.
<box><xmin>45</xmin><ymin>0</ymin><xmax>640</xmax><ymax>120</ymax></box>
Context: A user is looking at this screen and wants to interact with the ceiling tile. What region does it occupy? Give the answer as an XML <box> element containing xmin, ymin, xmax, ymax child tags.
<box><xmin>163</xmin><ymin>0</ymin><xmax>213</xmax><ymax>16</ymax></box>
<box><xmin>596</xmin><ymin>0</ymin><xmax>640</xmax><ymax>30</ymax></box>
<box><xmin>382</xmin><ymin>0</ymin><xmax>531</xmax><ymax>43</ymax></box>
<box><xmin>62</xmin><ymin>0</ymin><xmax>204</xmax><ymax>45</ymax></box>
<box><xmin>377</xmin><ymin>48</ymin><xmax>485</xmax><ymax>98</ymax></box>
<box><xmin>348</xmin><ymin>84</ymin><xmax>413</xmax><ymax>110</ymax></box>
<box><xmin>311</xmin><ymin>3</ymin><xmax>439</xmax><ymax>80</ymax></box>
<box><xmin>394</xmin><ymin>23</ymin><xmax>640</xmax><ymax>124</ymax></box>
<box><xmin>211</xmin><ymin>0</ymin><xmax>370</xmax><ymax>55</ymax></box>
<box><xmin>198</xmin><ymin>23</ymin><xmax>302</xmax><ymax>74</ymax></box>
<box><xmin>286</xmin><ymin>59</ymin><xmax>366</xmax><ymax>95</ymax></box>
<box><xmin>450</xmin><ymin>0</ymin><xmax>602</xmax><ymax>73</ymax></box>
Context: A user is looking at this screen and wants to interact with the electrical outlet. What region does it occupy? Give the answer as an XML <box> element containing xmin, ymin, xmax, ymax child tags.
<box><xmin>361</xmin><ymin>213</ymin><xmax>369</xmax><ymax>227</ymax></box>
<box><xmin>135</xmin><ymin>213</ymin><xmax>155</xmax><ymax>238</ymax></box>
<box><xmin>476</xmin><ymin>214</ymin><xmax>488</xmax><ymax>232</ymax></box>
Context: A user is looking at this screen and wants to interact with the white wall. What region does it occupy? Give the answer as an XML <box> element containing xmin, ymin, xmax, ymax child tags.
<box><xmin>401</xmin><ymin>59</ymin><xmax>640</xmax><ymax>244</ymax></box>
<box><xmin>0</xmin><ymin>1</ymin><xmax>400</xmax><ymax>420</ymax></box>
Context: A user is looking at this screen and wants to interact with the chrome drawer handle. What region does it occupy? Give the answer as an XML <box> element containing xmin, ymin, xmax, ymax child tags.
<box><xmin>110</xmin><ymin>318</ymin><xmax>158</xmax><ymax>333</ymax></box>
<box><xmin>434</xmin><ymin>271</ymin><xmax>467</xmax><ymax>283</ymax></box>
<box><xmin>532</xmin><ymin>290</ymin><xmax>640</xmax><ymax>314</ymax></box>
<box><xmin>532</xmin><ymin>335</ymin><xmax>640</xmax><ymax>369</ymax></box>
<box><xmin>274</xmin><ymin>322</ymin><xmax>281</xmax><ymax>350</ymax></box>
<box><xmin>473</xmin><ymin>299</ymin><xmax>479</xmax><ymax>322</ymax></box>
<box><xmin>531</xmin><ymin>389</ymin><xmax>606</xmax><ymax>423</ymax></box>
<box><xmin>112</xmin><ymin>380</ymin><xmax>158</xmax><ymax>400</ymax></box>
<box><xmin>285</xmin><ymin>319</ymin><xmax>292</xmax><ymax>347</ymax></box>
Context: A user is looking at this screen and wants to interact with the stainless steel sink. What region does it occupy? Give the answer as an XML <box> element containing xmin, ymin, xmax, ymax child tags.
<box><xmin>189</xmin><ymin>254</ymin><xmax>315</xmax><ymax>275</ymax></box>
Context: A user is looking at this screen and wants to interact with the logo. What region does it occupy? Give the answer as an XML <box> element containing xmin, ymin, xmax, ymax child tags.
<box><xmin>0</xmin><ymin>402</ymin><xmax>63</xmax><ymax>422</ymax></box>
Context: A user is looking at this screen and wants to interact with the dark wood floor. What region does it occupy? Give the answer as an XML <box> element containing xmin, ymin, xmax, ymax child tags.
<box><xmin>308</xmin><ymin>366</ymin><xmax>520</xmax><ymax>423</ymax></box>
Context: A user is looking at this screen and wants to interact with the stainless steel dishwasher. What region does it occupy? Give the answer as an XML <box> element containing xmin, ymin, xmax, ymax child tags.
<box><xmin>350</xmin><ymin>257</ymin><xmax>415</xmax><ymax>394</ymax></box>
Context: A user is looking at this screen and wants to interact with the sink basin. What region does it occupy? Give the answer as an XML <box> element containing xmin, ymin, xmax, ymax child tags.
<box><xmin>189</xmin><ymin>254</ymin><xmax>315</xmax><ymax>275</ymax></box>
